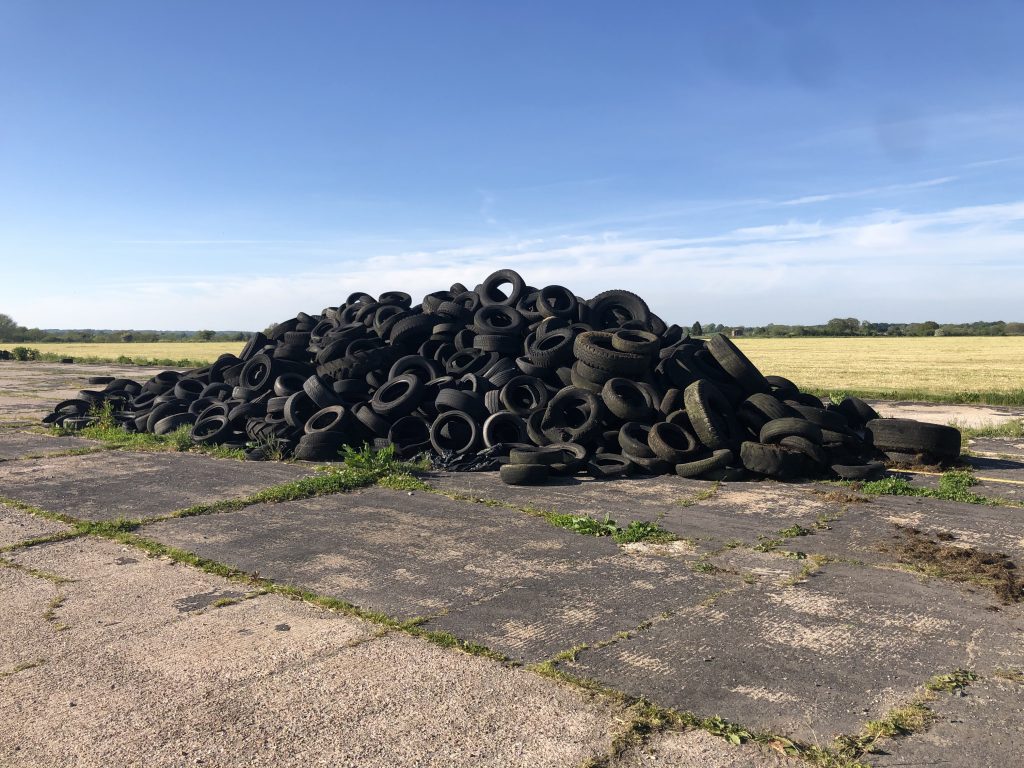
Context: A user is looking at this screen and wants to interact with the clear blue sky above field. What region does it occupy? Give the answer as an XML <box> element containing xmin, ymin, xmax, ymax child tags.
<box><xmin>2</xmin><ymin>1</ymin><xmax>1023</xmax><ymax>330</ymax></box>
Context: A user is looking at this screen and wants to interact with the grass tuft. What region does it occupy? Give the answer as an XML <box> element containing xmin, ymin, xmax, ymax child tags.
<box><xmin>540</xmin><ymin>511</ymin><xmax>677</xmax><ymax>544</ymax></box>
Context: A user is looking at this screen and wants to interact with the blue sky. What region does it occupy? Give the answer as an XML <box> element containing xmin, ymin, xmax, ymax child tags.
<box><xmin>2</xmin><ymin>1</ymin><xmax>1023</xmax><ymax>329</ymax></box>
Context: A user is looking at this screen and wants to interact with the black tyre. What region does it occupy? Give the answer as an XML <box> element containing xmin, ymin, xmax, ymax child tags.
<box><xmin>675</xmin><ymin>449</ymin><xmax>732</xmax><ymax>479</ymax></box>
<box><xmin>541</xmin><ymin>387</ymin><xmax>604</xmax><ymax>445</ymax></box>
<box><xmin>760</xmin><ymin>417</ymin><xmax>824</xmax><ymax>445</ymax></box>
<box><xmin>500</xmin><ymin>376</ymin><xmax>549</xmax><ymax>416</ymax></box>
<box><xmin>435</xmin><ymin>388</ymin><xmax>488</xmax><ymax>421</ymax></box>
<box><xmin>483</xmin><ymin>411</ymin><xmax>528</xmax><ymax>447</ymax></box>
<box><xmin>473</xmin><ymin>304</ymin><xmax>526</xmax><ymax>336</ymax></box>
<box><xmin>536</xmin><ymin>285</ymin><xmax>578</xmax><ymax>319</ymax></box>
<box><xmin>648</xmin><ymin>421</ymin><xmax>701</xmax><ymax>463</ymax></box>
<box><xmin>832</xmin><ymin>462</ymin><xmax>886</xmax><ymax>480</ymax></box>
<box><xmin>153</xmin><ymin>412</ymin><xmax>196</xmax><ymax>435</ymax></box>
<box><xmin>587</xmin><ymin>289</ymin><xmax>651</xmax><ymax>330</ymax></box>
<box><xmin>587</xmin><ymin>453</ymin><xmax>632</xmax><ymax>478</ymax></box>
<box><xmin>779</xmin><ymin>435</ymin><xmax>827</xmax><ymax>466</ymax></box>
<box><xmin>573</xmin><ymin>332</ymin><xmax>648</xmax><ymax>375</ymax></box>
<box><xmin>683</xmin><ymin>379</ymin><xmax>742</xmax><ymax>451</ymax></box>
<box><xmin>479</xmin><ymin>269</ymin><xmax>526</xmax><ymax>307</ymax></box>
<box><xmin>509</xmin><ymin>446</ymin><xmax>562</xmax><ymax>465</ymax></box>
<box><xmin>430</xmin><ymin>410</ymin><xmax>481</xmax><ymax>454</ymax></box>
<box><xmin>499</xmin><ymin>462</ymin><xmax>549</xmax><ymax>485</ymax></box>
<box><xmin>602</xmin><ymin>378</ymin><xmax>654</xmax><ymax>421</ymax></box>
<box><xmin>788</xmin><ymin>404</ymin><xmax>850</xmax><ymax>432</ymax></box>
<box><xmin>618</xmin><ymin>422</ymin><xmax>655</xmax><ymax>458</ymax></box>
<box><xmin>371</xmin><ymin>374</ymin><xmax>425</xmax><ymax>418</ymax></box>
<box><xmin>527</xmin><ymin>327</ymin><xmax>575</xmax><ymax>368</ymax></box>
<box><xmin>866</xmin><ymin>419</ymin><xmax>961</xmax><ymax>463</ymax></box>
<box><xmin>284</xmin><ymin>391</ymin><xmax>319</xmax><ymax>429</ymax></box>
<box><xmin>190</xmin><ymin>415</ymin><xmax>233</xmax><ymax>445</ymax></box>
<box><xmin>705</xmin><ymin>334</ymin><xmax>770</xmax><ymax>396</ymax></box>
<box><xmin>837</xmin><ymin>396</ymin><xmax>880</xmax><ymax>428</ymax></box>
<box><xmin>611</xmin><ymin>329</ymin><xmax>659</xmax><ymax>356</ymax></box>
<box><xmin>739</xmin><ymin>441</ymin><xmax>803</xmax><ymax>478</ymax></box>
<box><xmin>305</xmin><ymin>405</ymin><xmax>348</xmax><ymax>434</ymax></box>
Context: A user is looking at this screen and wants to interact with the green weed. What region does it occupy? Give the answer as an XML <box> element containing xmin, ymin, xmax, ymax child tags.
<box><xmin>925</xmin><ymin>669</ymin><xmax>979</xmax><ymax>693</ymax></box>
<box><xmin>542</xmin><ymin>512</ymin><xmax>676</xmax><ymax>544</ymax></box>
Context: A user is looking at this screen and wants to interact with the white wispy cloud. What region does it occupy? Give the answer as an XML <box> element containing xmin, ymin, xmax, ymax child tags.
<box><xmin>778</xmin><ymin>176</ymin><xmax>958</xmax><ymax>206</ymax></box>
<box><xmin>11</xmin><ymin>197</ymin><xmax>1024</xmax><ymax>329</ymax></box>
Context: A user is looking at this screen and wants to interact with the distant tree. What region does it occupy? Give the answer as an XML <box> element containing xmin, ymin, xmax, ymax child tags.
<box><xmin>690</xmin><ymin>321</ymin><xmax>703</xmax><ymax>336</ymax></box>
<box><xmin>196</xmin><ymin>330</ymin><xmax>215</xmax><ymax>341</ymax></box>
<box><xmin>0</xmin><ymin>313</ymin><xmax>26</xmax><ymax>342</ymax></box>
<box><xmin>232</xmin><ymin>332</ymin><xmax>246</xmax><ymax>341</ymax></box>
<box><xmin>1006</xmin><ymin>322</ymin><xmax>1024</xmax><ymax>336</ymax></box>
<box><xmin>121</xmin><ymin>332</ymin><xmax>134</xmax><ymax>343</ymax></box>
<box><xmin>825</xmin><ymin>317</ymin><xmax>860</xmax><ymax>336</ymax></box>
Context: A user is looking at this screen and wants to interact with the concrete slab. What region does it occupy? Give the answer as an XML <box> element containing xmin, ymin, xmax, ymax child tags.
<box><xmin>610</xmin><ymin>728</ymin><xmax>802</xmax><ymax>767</ymax></box>
<box><xmin>808</xmin><ymin>493</ymin><xmax>1024</xmax><ymax>568</ymax></box>
<box><xmin>0</xmin><ymin>502</ymin><xmax>71</xmax><ymax>547</ymax></box>
<box><xmin>0</xmin><ymin>361</ymin><xmax>165</xmax><ymax>425</ymax></box>
<box><xmin>968</xmin><ymin>438</ymin><xmax>1024</xmax><ymax>460</ymax></box>
<box><xmin>143</xmin><ymin>486</ymin><xmax>620</xmax><ymax>622</ymax></box>
<box><xmin>427</xmin><ymin>471</ymin><xmax>840</xmax><ymax>549</ymax></box>
<box><xmin>423</xmin><ymin>544</ymin><xmax>732</xmax><ymax>662</ymax></box>
<box><xmin>0</xmin><ymin>451</ymin><xmax>313</xmax><ymax>521</ymax></box>
<box><xmin>0</xmin><ymin>430</ymin><xmax>101</xmax><ymax>462</ymax></box>
<box><xmin>869</xmin><ymin>678</ymin><xmax>1024</xmax><ymax>768</ymax></box>
<box><xmin>0</xmin><ymin>537</ymin><xmax>618</xmax><ymax>768</ymax></box>
<box><xmin>564</xmin><ymin>563</ymin><xmax>1024</xmax><ymax>742</ymax></box>
<box><xmin>872</xmin><ymin>401</ymin><xmax>1024</xmax><ymax>429</ymax></box>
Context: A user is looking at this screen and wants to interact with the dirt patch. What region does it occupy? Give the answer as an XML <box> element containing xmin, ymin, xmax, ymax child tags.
<box><xmin>880</xmin><ymin>526</ymin><xmax>1021</xmax><ymax>604</ymax></box>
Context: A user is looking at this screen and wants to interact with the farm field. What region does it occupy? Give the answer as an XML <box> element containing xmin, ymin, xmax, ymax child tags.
<box><xmin>18</xmin><ymin>341</ymin><xmax>246</xmax><ymax>367</ymax></box>
<box><xmin>7</xmin><ymin>336</ymin><xmax>1024</xmax><ymax>405</ymax></box>
<box><xmin>735</xmin><ymin>336</ymin><xmax>1024</xmax><ymax>404</ymax></box>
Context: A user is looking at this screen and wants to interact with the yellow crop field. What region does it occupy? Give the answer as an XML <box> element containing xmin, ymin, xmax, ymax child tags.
<box><xmin>733</xmin><ymin>336</ymin><xmax>1024</xmax><ymax>403</ymax></box>
<box><xmin>12</xmin><ymin>336</ymin><xmax>1024</xmax><ymax>404</ymax></box>
<box><xmin>24</xmin><ymin>342</ymin><xmax>245</xmax><ymax>365</ymax></box>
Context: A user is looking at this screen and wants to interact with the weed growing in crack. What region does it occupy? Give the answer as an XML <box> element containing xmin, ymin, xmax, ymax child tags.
<box><xmin>993</xmin><ymin>668</ymin><xmax>1024</xmax><ymax>684</ymax></box>
<box><xmin>676</xmin><ymin>482</ymin><xmax>720</xmax><ymax>508</ymax></box>
<box><xmin>852</xmin><ymin>469</ymin><xmax>1015</xmax><ymax>507</ymax></box>
<box><xmin>925</xmin><ymin>669</ymin><xmax>979</xmax><ymax>693</ymax></box>
<box><xmin>542</xmin><ymin>512</ymin><xmax>676</xmax><ymax>544</ymax></box>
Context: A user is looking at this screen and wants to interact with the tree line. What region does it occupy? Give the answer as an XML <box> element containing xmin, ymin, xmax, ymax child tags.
<box><xmin>693</xmin><ymin>319</ymin><xmax>1023</xmax><ymax>337</ymax></box>
<box><xmin>0</xmin><ymin>314</ymin><xmax>251</xmax><ymax>343</ymax></box>
<box><xmin>3</xmin><ymin>312</ymin><xmax>1022</xmax><ymax>344</ymax></box>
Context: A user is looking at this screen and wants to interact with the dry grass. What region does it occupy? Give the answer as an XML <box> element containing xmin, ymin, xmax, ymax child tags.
<box><xmin>735</xmin><ymin>337</ymin><xmax>1024</xmax><ymax>404</ymax></box>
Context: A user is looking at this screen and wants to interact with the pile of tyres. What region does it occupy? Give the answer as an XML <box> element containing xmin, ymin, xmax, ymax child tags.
<box><xmin>42</xmin><ymin>269</ymin><xmax>961</xmax><ymax>484</ymax></box>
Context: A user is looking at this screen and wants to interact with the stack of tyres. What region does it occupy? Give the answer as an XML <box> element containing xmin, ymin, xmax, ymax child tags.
<box><xmin>40</xmin><ymin>269</ymin><xmax>961</xmax><ymax>481</ymax></box>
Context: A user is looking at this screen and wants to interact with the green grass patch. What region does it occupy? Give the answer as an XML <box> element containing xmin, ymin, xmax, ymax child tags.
<box><xmin>852</xmin><ymin>469</ymin><xmax>1017</xmax><ymax>507</ymax></box>
<box><xmin>50</xmin><ymin>420</ymin><xmax>245</xmax><ymax>459</ymax></box>
<box><xmin>541</xmin><ymin>511</ymin><xmax>676</xmax><ymax>544</ymax></box>
<box><xmin>754</xmin><ymin>522</ymin><xmax>814</xmax><ymax>553</ymax></box>
<box><xmin>954</xmin><ymin>418</ymin><xmax>1024</xmax><ymax>447</ymax></box>
<box><xmin>805</xmin><ymin>386</ymin><xmax>1024</xmax><ymax>407</ymax></box>
<box><xmin>925</xmin><ymin>669</ymin><xmax>979</xmax><ymax>693</ymax></box>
